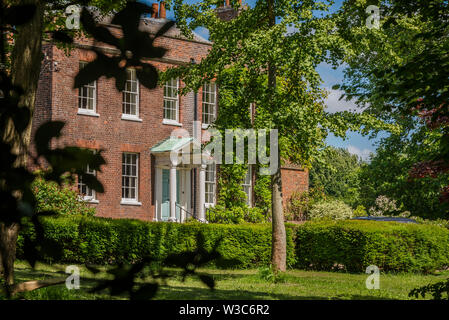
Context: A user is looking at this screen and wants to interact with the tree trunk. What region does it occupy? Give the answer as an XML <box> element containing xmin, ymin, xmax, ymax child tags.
<box><xmin>8</xmin><ymin>0</ymin><xmax>44</xmax><ymax>158</ymax></box>
<box><xmin>268</xmin><ymin>0</ymin><xmax>286</xmax><ymax>272</ymax></box>
<box><xmin>0</xmin><ymin>0</ymin><xmax>45</xmax><ymax>286</ymax></box>
<box><xmin>271</xmin><ymin>157</ymin><xmax>286</xmax><ymax>272</ymax></box>
<box><xmin>0</xmin><ymin>223</ymin><xmax>20</xmax><ymax>287</ymax></box>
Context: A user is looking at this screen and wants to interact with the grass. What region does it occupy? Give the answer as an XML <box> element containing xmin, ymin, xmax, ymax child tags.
<box><xmin>2</xmin><ymin>261</ymin><xmax>448</xmax><ymax>300</ymax></box>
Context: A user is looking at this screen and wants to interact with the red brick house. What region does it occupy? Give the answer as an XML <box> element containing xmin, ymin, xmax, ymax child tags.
<box><xmin>31</xmin><ymin>3</ymin><xmax>308</xmax><ymax>222</ymax></box>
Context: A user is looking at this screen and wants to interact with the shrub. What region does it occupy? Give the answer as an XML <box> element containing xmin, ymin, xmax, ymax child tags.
<box><xmin>286</xmin><ymin>186</ymin><xmax>326</xmax><ymax>221</ymax></box>
<box><xmin>353</xmin><ymin>205</ymin><xmax>368</xmax><ymax>217</ymax></box>
<box><xmin>257</xmin><ymin>265</ymin><xmax>288</xmax><ymax>283</ymax></box>
<box><xmin>295</xmin><ymin>220</ymin><xmax>449</xmax><ymax>273</ymax></box>
<box><xmin>17</xmin><ymin>216</ymin><xmax>296</xmax><ymax>268</ymax></box>
<box><xmin>368</xmin><ymin>195</ymin><xmax>410</xmax><ymax>217</ymax></box>
<box><xmin>17</xmin><ymin>216</ymin><xmax>449</xmax><ymax>273</ymax></box>
<box><xmin>32</xmin><ymin>177</ymin><xmax>95</xmax><ymax>217</ymax></box>
<box><xmin>206</xmin><ymin>205</ymin><xmax>267</xmax><ymax>224</ymax></box>
<box><xmin>308</xmin><ymin>200</ymin><xmax>353</xmax><ymax>221</ymax></box>
<box><xmin>412</xmin><ymin>216</ymin><xmax>449</xmax><ymax>229</ymax></box>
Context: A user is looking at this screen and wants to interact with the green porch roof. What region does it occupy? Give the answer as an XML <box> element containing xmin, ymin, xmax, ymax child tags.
<box><xmin>150</xmin><ymin>137</ymin><xmax>194</xmax><ymax>153</ymax></box>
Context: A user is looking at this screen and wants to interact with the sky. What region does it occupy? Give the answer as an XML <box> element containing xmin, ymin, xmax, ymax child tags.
<box><xmin>146</xmin><ymin>0</ymin><xmax>385</xmax><ymax>161</ymax></box>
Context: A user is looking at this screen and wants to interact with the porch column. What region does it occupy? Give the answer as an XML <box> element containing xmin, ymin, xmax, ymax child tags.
<box><xmin>169</xmin><ymin>163</ymin><xmax>177</xmax><ymax>222</ymax></box>
<box><xmin>198</xmin><ymin>164</ymin><xmax>206</xmax><ymax>222</ymax></box>
<box><xmin>155</xmin><ymin>167</ymin><xmax>162</xmax><ymax>221</ymax></box>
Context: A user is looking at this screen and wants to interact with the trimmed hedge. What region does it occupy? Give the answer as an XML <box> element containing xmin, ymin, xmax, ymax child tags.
<box><xmin>296</xmin><ymin>220</ymin><xmax>449</xmax><ymax>273</ymax></box>
<box><xmin>17</xmin><ymin>216</ymin><xmax>297</xmax><ymax>268</ymax></box>
<box><xmin>17</xmin><ymin>216</ymin><xmax>449</xmax><ymax>273</ymax></box>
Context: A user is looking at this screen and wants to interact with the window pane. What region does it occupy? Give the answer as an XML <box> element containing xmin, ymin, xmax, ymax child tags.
<box><xmin>202</xmin><ymin>82</ymin><xmax>216</xmax><ymax>125</ymax></box>
<box><xmin>122</xmin><ymin>69</ymin><xmax>138</xmax><ymax>116</ymax></box>
<box><xmin>163</xmin><ymin>78</ymin><xmax>178</xmax><ymax>121</ymax></box>
<box><xmin>78</xmin><ymin>62</ymin><xmax>96</xmax><ymax>111</ymax></box>
<box><xmin>122</xmin><ymin>153</ymin><xmax>138</xmax><ymax>201</ymax></box>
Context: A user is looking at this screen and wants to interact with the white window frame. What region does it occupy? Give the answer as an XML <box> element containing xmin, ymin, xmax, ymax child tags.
<box><xmin>77</xmin><ymin>61</ymin><xmax>98</xmax><ymax>117</ymax></box>
<box><xmin>122</xmin><ymin>68</ymin><xmax>142</xmax><ymax>121</ymax></box>
<box><xmin>163</xmin><ymin>78</ymin><xmax>180</xmax><ymax>125</ymax></box>
<box><xmin>78</xmin><ymin>163</ymin><xmax>98</xmax><ymax>203</ymax></box>
<box><xmin>202</xmin><ymin>81</ymin><xmax>217</xmax><ymax>129</ymax></box>
<box><xmin>205</xmin><ymin>164</ymin><xmax>216</xmax><ymax>207</ymax></box>
<box><xmin>121</xmin><ymin>153</ymin><xmax>141</xmax><ymax>205</ymax></box>
<box><xmin>242</xmin><ymin>166</ymin><xmax>252</xmax><ymax>207</ymax></box>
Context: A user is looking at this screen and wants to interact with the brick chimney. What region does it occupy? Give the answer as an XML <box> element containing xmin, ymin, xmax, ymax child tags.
<box><xmin>216</xmin><ymin>0</ymin><xmax>242</xmax><ymax>21</ymax></box>
<box><xmin>159</xmin><ymin>2</ymin><xmax>166</xmax><ymax>19</ymax></box>
<box><xmin>151</xmin><ymin>3</ymin><xmax>159</xmax><ymax>18</ymax></box>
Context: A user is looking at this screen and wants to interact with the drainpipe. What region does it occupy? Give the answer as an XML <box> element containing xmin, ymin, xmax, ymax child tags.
<box><xmin>191</xmin><ymin>58</ymin><xmax>198</xmax><ymax>218</ymax></box>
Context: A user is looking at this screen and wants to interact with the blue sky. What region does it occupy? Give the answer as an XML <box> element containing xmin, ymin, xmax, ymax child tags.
<box><xmin>146</xmin><ymin>0</ymin><xmax>385</xmax><ymax>160</ymax></box>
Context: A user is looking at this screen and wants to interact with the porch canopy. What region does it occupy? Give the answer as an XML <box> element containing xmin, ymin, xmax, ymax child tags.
<box><xmin>150</xmin><ymin>137</ymin><xmax>211</xmax><ymax>223</ymax></box>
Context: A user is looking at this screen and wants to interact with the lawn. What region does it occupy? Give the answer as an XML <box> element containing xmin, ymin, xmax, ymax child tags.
<box><xmin>2</xmin><ymin>261</ymin><xmax>447</xmax><ymax>300</ymax></box>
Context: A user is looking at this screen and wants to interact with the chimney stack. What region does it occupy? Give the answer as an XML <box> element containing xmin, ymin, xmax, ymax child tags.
<box><xmin>159</xmin><ymin>2</ymin><xmax>166</xmax><ymax>19</ymax></box>
<box><xmin>151</xmin><ymin>3</ymin><xmax>159</xmax><ymax>18</ymax></box>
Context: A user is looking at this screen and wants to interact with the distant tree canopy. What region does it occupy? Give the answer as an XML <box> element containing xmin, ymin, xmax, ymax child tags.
<box><xmin>358</xmin><ymin>118</ymin><xmax>448</xmax><ymax>219</ymax></box>
<box><xmin>309</xmin><ymin>146</ymin><xmax>362</xmax><ymax>207</ymax></box>
<box><xmin>336</xmin><ymin>0</ymin><xmax>449</xmax><ymax>207</ymax></box>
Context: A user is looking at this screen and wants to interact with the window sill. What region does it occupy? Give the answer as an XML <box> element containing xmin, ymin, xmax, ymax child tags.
<box><xmin>77</xmin><ymin>109</ymin><xmax>100</xmax><ymax>117</ymax></box>
<box><xmin>121</xmin><ymin>114</ymin><xmax>142</xmax><ymax>122</ymax></box>
<box><xmin>78</xmin><ymin>197</ymin><xmax>99</xmax><ymax>204</ymax></box>
<box><xmin>162</xmin><ymin>119</ymin><xmax>182</xmax><ymax>127</ymax></box>
<box><xmin>120</xmin><ymin>200</ymin><xmax>142</xmax><ymax>206</ymax></box>
<box><xmin>202</xmin><ymin>123</ymin><xmax>212</xmax><ymax>129</ymax></box>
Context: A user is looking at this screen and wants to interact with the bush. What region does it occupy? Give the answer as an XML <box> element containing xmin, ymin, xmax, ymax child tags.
<box><xmin>17</xmin><ymin>216</ymin><xmax>296</xmax><ymax>268</ymax></box>
<box><xmin>411</xmin><ymin>216</ymin><xmax>449</xmax><ymax>229</ymax></box>
<box><xmin>353</xmin><ymin>205</ymin><xmax>368</xmax><ymax>217</ymax></box>
<box><xmin>17</xmin><ymin>216</ymin><xmax>449</xmax><ymax>273</ymax></box>
<box><xmin>368</xmin><ymin>195</ymin><xmax>410</xmax><ymax>217</ymax></box>
<box><xmin>285</xmin><ymin>186</ymin><xmax>326</xmax><ymax>221</ymax></box>
<box><xmin>308</xmin><ymin>200</ymin><xmax>353</xmax><ymax>221</ymax></box>
<box><xmin>32</xmin><ymin>177</ymin><xmax>95</xmax><ymax>217</ymax></box>
<box><xmin>206</xmin><ymin>205</ymin><xmax>267</xmax><ymax>224</ymax></box>
<box><xmin>295</xmin><ymin>220</ymin><xmax>449</xmax><ymax>273</ymax></box>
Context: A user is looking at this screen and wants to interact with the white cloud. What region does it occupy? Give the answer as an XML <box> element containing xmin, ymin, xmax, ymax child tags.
<box><xmin>347</xmin><ymin>145</ymin><xmax>373</xmax><ymax>161</ymax></box>
<box><xmin>324</xmin><ymin>89</ymin><xmax>364</xmax><ymax>113</ymax></box>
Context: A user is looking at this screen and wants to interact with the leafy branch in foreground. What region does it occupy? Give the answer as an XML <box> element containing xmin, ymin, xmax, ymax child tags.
<box><xmin>409</xmin><ymin>278</ymin><xmax>449</xmax><ymax>300</ymax></box>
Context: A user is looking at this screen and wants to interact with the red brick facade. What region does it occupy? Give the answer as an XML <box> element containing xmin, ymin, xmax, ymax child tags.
<box><xmin>281</xmin><ymin>165</ymin><xmax>309</xmax><ymax>207</ymax></box>
<box><xmin>31</xmin><ymin>12</ymin><xmax>308</xmax><ymax>221</ymax></box>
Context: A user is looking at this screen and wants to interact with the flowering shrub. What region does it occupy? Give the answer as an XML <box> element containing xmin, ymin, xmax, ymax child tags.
<box><xmin>368</xmin><ymin>195</ymin><xmax>410</xmax><ymax>217</ymax></box>
<box><xmin>308</xmin><ymin>200</ymin><xmax>353</xmax><ymax>221</ymax></box>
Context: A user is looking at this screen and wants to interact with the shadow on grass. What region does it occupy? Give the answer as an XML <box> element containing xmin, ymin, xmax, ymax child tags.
<box><xmin>9</xmin><ymin>266</ymin><xmax>396</xmax><ymax>301</ymax></box>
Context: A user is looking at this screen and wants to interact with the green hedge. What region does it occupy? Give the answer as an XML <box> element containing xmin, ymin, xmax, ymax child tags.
<box><xmin>17</xmin><ymin>216</ymin><xmax>297</xmax><ymax>268</ymax></box>
<box><xmin>17</xmin><ymin>216</ymin><xmax>449</xmax><ymax>273</ymax></box>
<box><xmin>296</xmin><ymin>220</ymin><xmax>449</xmax><ymax>273</ymax></box>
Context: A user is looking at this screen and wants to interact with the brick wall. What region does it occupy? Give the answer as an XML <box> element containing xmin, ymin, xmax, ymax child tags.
<box><xmin>281</xmin><ymin>165</ymin><xmax>309</xmax><ymax>208</ymax></box>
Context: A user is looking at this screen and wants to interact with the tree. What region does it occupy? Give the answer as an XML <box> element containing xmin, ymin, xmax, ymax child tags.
<box><xmin>164</xmin><ymin>0</ymin><xmax>392</xmax><ymax>271</ymax></box>
<box><xmin>335</xmin><ymin>0</ymin><xmax>449</xmax><ymax>209</ymax></box>
<box><xmin>358</xmin><ymin>118</ymin><xmax>448</xmax><ymax>218</ymax></box>
<box><xmin>309</xmin><ymin>146</ymin><xmax>362</xmax><ymax>207</ymax></box>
